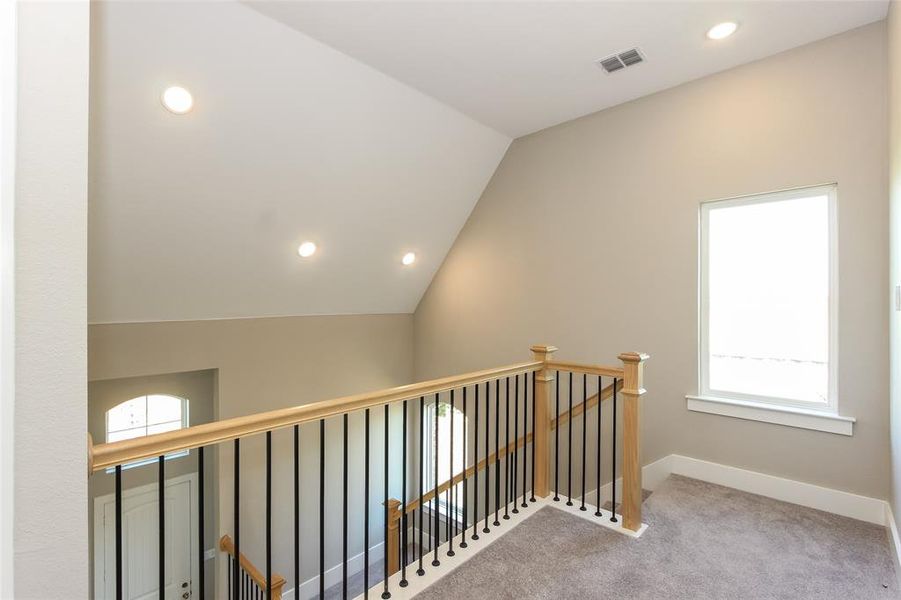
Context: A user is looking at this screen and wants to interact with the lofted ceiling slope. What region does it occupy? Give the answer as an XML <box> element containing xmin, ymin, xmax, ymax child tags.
<box><xmin>89</xmin><ymin>1</ymin><xmax>510</xmax><ymax>323</ymax></box>
<box><xmin>249</xmin><ymin>1</ymin><xmax>889</xmax><ymax>137</ymax></box>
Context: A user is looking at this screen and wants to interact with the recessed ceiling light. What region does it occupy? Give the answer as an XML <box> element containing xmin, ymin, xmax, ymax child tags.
<box><xmin>161</xmin><ymin>86</ymin><xmax>193</xmax><ymax>114</ymax></box>
<box><xmin>707</xmin><ymin>22</ymin><xmax>738</xmax><ymax>41</ymax></box>
<box><xmin>297</xmin><ymin>241</ymin><xmax>317</xmax><ymax>258</ymax></box>
<box><xmin>402</xmin><ymin>252</ymin><xmax>416</xmax><ymax>266</ymax></box>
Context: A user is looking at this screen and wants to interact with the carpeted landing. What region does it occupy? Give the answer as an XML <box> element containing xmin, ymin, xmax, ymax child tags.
<box><xmin>413</xmin><ymin>475</ymin><xmax>898</xmax><ymax>600</ymax></box>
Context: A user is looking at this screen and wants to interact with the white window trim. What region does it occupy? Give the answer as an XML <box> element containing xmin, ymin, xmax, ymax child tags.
<box><xmin>104</xmin><ymin>395</ymin><xmax>190</xmax><ymax>473</ymax></box>
<box><xmin>686</xmin><ymin>395</ymin><xmax>854</xmax><ymax>436</ymax></box>
<box><xmin>695</xmin><ymin>183</ymin><xmax>852</xmax><ymax>433</ymax></box>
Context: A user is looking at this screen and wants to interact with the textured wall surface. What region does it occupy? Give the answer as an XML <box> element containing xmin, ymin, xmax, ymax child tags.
<box><xmin>14</xmin><ymin>2</ymin><xmax>90</xmax><ymax>597</ymax></box>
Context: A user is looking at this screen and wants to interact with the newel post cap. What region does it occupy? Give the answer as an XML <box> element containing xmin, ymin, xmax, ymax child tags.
<box><xmin>618</xmin><ymin>351</ymin><xmax>650</xmax><ymax>364</ymax></box>
<box><xmin>530</xmin><ymin>345</ymin><xmax>558</xmax><ymax>356</ymax></box>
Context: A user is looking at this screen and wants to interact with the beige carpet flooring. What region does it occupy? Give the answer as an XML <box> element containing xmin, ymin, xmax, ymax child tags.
<box><xmin>412</xmin><ymin>475</ymin><xmax>898</xmax><ymax>599</ymax></box>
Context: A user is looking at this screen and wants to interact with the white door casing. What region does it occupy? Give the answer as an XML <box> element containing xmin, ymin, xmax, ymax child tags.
<box><xmin>94</xmin><ymin>473</ymin><xmax>199</xmax><ymax>600</ymax></box>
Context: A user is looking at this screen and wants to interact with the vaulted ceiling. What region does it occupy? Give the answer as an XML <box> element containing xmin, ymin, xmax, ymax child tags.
<box><xmin>250</xmin><ymin>1</ymin><xmax>888</xmax><ymax>137</ymax></box>
<box><xmin>89</xmin><ymin>1</ymin><xmax>887</xmax><ymax>323</ymax></box>
<box><xmin>88</xmin><ymin>1</ymin><xmax>510</xmax><ymax>323</ymax></box>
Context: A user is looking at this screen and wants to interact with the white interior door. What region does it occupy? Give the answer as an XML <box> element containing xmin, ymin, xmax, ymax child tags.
<box><xmin>94</xmin><ymin>473</ymin><xmax>198</xmax><ymax>600</ymax></box>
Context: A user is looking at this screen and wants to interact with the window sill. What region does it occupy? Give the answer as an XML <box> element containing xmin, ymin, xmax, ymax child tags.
<box><xmin>685</xmin><ymin>395</ymin><xmax>854</xmax><ymax>436</ymax></box>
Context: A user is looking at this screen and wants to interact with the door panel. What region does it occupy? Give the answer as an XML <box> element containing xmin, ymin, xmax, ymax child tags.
<box><xmin>95</xmin><ymin>475</ymin><xmax>196</xmax><ymax>600</ymax></box>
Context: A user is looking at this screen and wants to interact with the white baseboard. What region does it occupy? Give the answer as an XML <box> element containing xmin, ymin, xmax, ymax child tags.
<box><xmin>885</xmin><ymin>504</ymin><xmax>901</xmax><ymax>591</ymax></box>
<box><xmin>667</xmin><ymin>454</ymin><xmax>887</xmax><ymax>525</ymax></box>
<box><xmin>281</xmin><ymin>539</ymin><xmax>386</xmax><ymax>600</ymax></box>
<box><xmin>282</xmin><ymin>525</ymin><xmax>436</xmax><ymax>600</ymax></box>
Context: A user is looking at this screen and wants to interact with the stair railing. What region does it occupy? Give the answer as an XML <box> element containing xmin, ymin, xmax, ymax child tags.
<box><xmin>220</xmin><ymin>535</ymin><xmax>285</xmax><ymax>600</ymax></box>
<box><xmin>87</xmin><ymin>345</ymin><xmax>647</xmax><ymax>600</ymax></box>
<box><xmin>382</xmin><ymin>347</ymin><xmax>648</xmax><ymax>577</ymax></box>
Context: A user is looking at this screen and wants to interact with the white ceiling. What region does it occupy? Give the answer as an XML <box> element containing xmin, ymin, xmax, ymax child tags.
<box><xmin>249</xmin><ymin>1</ymin><xmax>889</xmax><ymax>137</ymax></box>
<box><xmin>89</xmin><ymin>1</ymin><xmax>510</xmax><ymax>323</ymax></box>
<box><xmin>90</xmin><ymin>0</ymin><xmax>888</xmax><ymax>323</ymax></box>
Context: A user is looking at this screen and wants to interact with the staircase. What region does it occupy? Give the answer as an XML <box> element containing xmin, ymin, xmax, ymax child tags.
<box><xmin>88</xmin><ymin>345</ymin><xmax>649</xmax><ymax>599</ymax></box>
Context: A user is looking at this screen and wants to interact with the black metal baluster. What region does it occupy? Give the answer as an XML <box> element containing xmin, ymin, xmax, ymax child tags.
<box><xmin>611</xmin><ymin>379</ymin><xmax>618</xmax><ymax>523</ymax></box>
<box><xmin>503</xmin><ymin>377</ymin><xmax>510</xmax><ymax>520</ymax></box>
<box><xmin>554</xmin><ymin>370</ymin><xmax>560</xmax><ymax>502</ymax></box>
<box><xmin>115</xmin><ymin>465</ymin><xmax>122</xmax><ymax>600</ymax></box>
<box><xmin>343</xmin><ymin>414</ymin><xmax>349</xmax><ymax>600</ymax></box>
<box><xmin>432</xmin><ymin>393</ymin><xmax>440</xmax><ymax>567</ymax></box>
<box><xmin>234</xmin><ymin>439</ymin><xmax>240</xmax><ymax>600</ymax></box>
<box><xmin>512</xmin><ymin>375</ymin><xmax>519</xmax><ymax>515</ymax></box>
<box><xmin>267</xmin><ymin>431</ymin><xmax>272</xmax><ymax>598</ymax></box>
<box><xmin>319</xmin><ymin>420</ymin><xmax>325</xmax><ymax>600</ymax></box>
<box><xmin>494</xmin><ymin>379</ymin><xmax>500</xmax><ymax>527</ymax></box>
<box><xmin>382</xmin><ymin>404</ymin><xmax>391</xmax><ymax>599</ymax></box>
<box><xmin>365</xmin><ymin>409</ymin><xmax>371</xmax><ymax>597</ymax></box>
<box><xmin>417</xmin><ymin>396</ymin><xmax>425</xmax><ymax>576</ymax></box>
<box><xmin>227</xmin><ymin>555</ymin><xmax>232</xmax><ymax>600</ymax></box>
<box><xmin>447</xmin><ymin>389</ymin><xmax>455</xmax><ymax>557</ymax></box>
<box><xmin>294</xmin><ymin>425</ymin><xmax>300</xmax><ymax>600</ymax></box>
<box><xmin>472</xmin><ymin>383</ymin><xmax>480</xmax><ymax>541</ymax></box>
<box><xmin>530</xmin><ymin>371</ymin><xmax>537</xmax><ymax>503</ymax></box>
<box><xmin>198</xmin><ymin>447</ymin><xmax>204</xmax><ymax>599</ymax></box>
<box><xmin>159</xmin><ymin>456</ymin><xmax>165</xmax><ymax>599</ymax></box>
<box><xmin>567</xmin><ymin>372</ymin><xmax>574</xmax><ymax>507</ymax></box>
<box><xmin>581</xmin><ymin>374</ymin><xmax>588</xmax><ymax>511</ymax></box>
<box><xmin>400</xmin><ymin>400</ymin><xmax>409</xmax><ymax>586</ymax></box>
<box><xmin>483</xmin><ymin>382</ymin><xmax>490</xmax><ymax>534</ymax></box>
<box><xmin>595</xmin><ymin>376</ymin><xmax>603</xmax><ymax>517</ymax></box>
<box><xmin>522</xmin><ymin>373</ymin><xmax>529</xmax><ymax>509</ymax></box>
<box><xmin>460</xmin><ymin>386</ymin><xmax>468</xmax><ymax>548</ymax></box>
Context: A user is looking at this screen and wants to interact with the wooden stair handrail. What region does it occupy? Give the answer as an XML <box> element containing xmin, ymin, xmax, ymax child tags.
<box><xmin>90</xmin><ymin>360</ymin><xmax>543</xmax><ymax>472</ymax></box>
<box><xmin>546</xmin><ymin>360</ymin><xmax>624</xmax><ymax>379</ymax></box>
<box><xmin>400</xmin><ymin>378</ymin><xmax>621</xmax><ymax>515</ymax></box>
<box><xmin>219</xmin><ymin>534</ymin><xmax>285</xmax><ymax>599</ymax></box>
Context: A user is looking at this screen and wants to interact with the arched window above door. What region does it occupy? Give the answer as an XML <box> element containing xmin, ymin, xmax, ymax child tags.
<box><xmin>105</xmin><ymin>394</ymin><xmax>189</xmax><ymax>471</ymax></box>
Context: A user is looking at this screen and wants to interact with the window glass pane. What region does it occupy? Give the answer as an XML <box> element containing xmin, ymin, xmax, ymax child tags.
<box><xmin>707</xmin><ymin>193</ymin><xmax>829</xmax><ymax>403</ymax></box>
<box><xmin>147</xmin><ymin>420</ymin><xmax>183</xmax><ymax>436</ymax></box>
<box><xmin>147</xmin><ymin>394</ymin><xmax>183</xmax><ymax>425</ymax></box>
<box><xmin>106</xmin><ymin>396</ymin><xmax>147</xmax><ymax>433</ymax></box>
<box><xmin>107</xmin><ymin>426</ymin><xmax>147</xmax><ymax>443</ymax></box>
<box><xmin>425</xmin><ymin>402</ymin><xmax>466</xmax><ymax>489</ymax></box>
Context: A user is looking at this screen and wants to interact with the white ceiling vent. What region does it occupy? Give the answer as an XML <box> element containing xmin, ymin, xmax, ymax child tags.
<box><xmin>596</xmin><ymin>48</ymin><xmax>645</xmax><ymax>74</ymax></box>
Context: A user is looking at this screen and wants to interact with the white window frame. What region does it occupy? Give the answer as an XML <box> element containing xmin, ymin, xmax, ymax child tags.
<box><xmin>104</xmin><ymin>394</ymin><xmax>190</xmax><ymax>473</ymax></box>
<box><xmin>695</xmin><ymin>184</ymin><xmax>841</xmax><ymax>420</ymax></box>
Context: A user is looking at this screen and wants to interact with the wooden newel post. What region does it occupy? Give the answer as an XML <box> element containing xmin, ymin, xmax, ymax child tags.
<box><xmin>530</xmin><ymin>344</ymin><xmax>557</xmax><ymax>499</ymax></box>
<box><xmin>386</xmin><ymin>498</ymin><xmax>402</xmax><ymax>575</ymax></box>
<box><xmin>619</xmin><ymin>351</ymin><xmax>649</xmax><ymax>532</ymax></box>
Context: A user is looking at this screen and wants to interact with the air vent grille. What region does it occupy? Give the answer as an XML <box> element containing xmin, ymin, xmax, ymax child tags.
<box><xmin>596</xmin><ymin>48</ymin><xmax>645</xmax><ymax>74</ymax></box>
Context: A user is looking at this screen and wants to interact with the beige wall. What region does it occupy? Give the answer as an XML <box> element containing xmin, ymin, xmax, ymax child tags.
<box><xmin>889</xmin><ymin>0</ymin><xmax>901</xmax><ymax>523</ymax></box>
<box><xmin>414</xmin><ymin>23</ymin><xmax>890</xmax><ymax>500</ymax></box>
<box><xmin>89</xmin><ymin>314</ymin><xmax>413</xmax><ymax>596</ymax></box>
